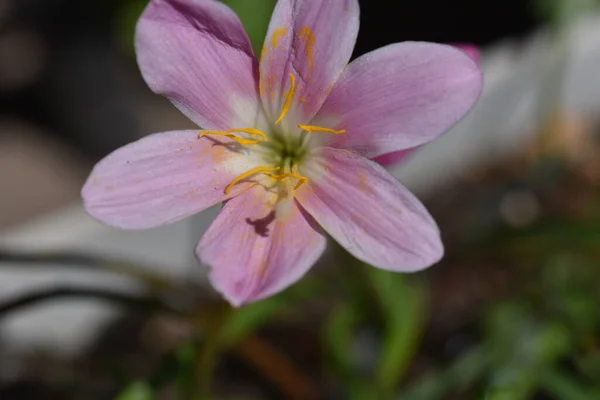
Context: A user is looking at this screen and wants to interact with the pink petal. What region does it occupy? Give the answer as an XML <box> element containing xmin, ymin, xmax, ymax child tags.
<box><xmin>197</xmin><ymin>185</ymin><xmax>326</xmax><ymax>307</ymax></box>
<box><xmin>296</xmin><ymin>147</ymin><xmax>443</xmax><ymax>271</ymax></box>
<box><xmin>374</xmin><ymin>43</ymin><xmax>481</xmax><ymax>168</ymax></box>
<box><xmin>373</xmin><ymin>148</ymin><xmax>415</xmax><ymax>167</ymax></box>
<box><xmin>136</xmin><ymin>0</ymin><xmax>261</xmax><ymax>130</ymax></box>
<box><xmin>312</xmin><ymin>42</ymin><xmax>483</xmax><ymax>159</ymax></box>
<box><xmin>82</xmin><ymin>131</ymin><xmax>259</xmax><ymax>229</ymax></box>
<box><xmin>451</xmin><ymin>43</ymin><xmax>481</xmax><ymax>64</ymax></box>
<box><xmin>259</xmin><ymin>0</ymin><xmax>359</xmax><ymax>131</ymax></box>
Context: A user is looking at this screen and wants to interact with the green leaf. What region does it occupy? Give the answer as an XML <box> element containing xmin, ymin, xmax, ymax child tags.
<box><xmin>483</xmin><ymin>303</ymin><xmax>573</xmax><ymax>400</ymax></box>
<box><xmin>532</xmin><ymin>0</ymin><xmax>599</xmax><ymax>27</ymax></box>
<box><xmin>324</xmin><ymin>303</ymin><xmax>360</xmax><ymax>379</ymax></box>
<box><xmin>219</xmin><ymin>299</ymin><xmax>285</xmax><ymax>346</ymax></box>
<box><xmin>399</xmin><ymin>346</ymin><xmax>488</xmax><ymax>400</ymax></box>
<box><xmin>114</xmin><ymin>381</ymin><xmax>153</xmax><ymax>400</ymax></box>
<box><xmin>220</xmin><ymin>0</ymin><xmax>277</xmax><ymax>55</ymax></box>
<box><xmin>323</xmin><ymin>302</ymin><xmax>377</xmax><ymax>398</ymax></box>
<box><xmin>114</xmin><ymin>0</ymin><xmax>148</xmax><ymax>55</ymax></box>
<box><xmin>575</xmin><ymin>352</ymin><xmax>600</xmax><ymax>380</ymax></box>
<box><xmin>369</xmin><ymin>269</ymin><xmax>427</xmax><ymax>392</ymax></box>
<box><xmin>538</xmin><ymin>369</ymin><xmax>594</xmax><ymax>400</ymax></box>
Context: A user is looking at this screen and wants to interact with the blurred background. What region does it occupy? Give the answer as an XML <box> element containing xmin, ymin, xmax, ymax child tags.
<box><xmin>1</xmin><ymin>0</ymin><xmax>600</xmax><ymax>399</ymax></box>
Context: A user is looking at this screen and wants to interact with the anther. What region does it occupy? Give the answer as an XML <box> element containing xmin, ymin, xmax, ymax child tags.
<box><xmin>227</xmin><ymin>128</ymin><xmax>269</xmax><ymax>142</ymax></box>
<box><xmin>297</xmin><ymin>125</ymin><xmax>345</xmax><ymax>135</ymax></box>
<box><xmin>199</xmin><ymin>128</ymin><xmax>269</xmax><ymax>146</ymax></box>
<box><xmin>275</xmin><ymin>73</ymin><xmax>296</xmax><ymax>124</ymax></box>
<box><xmin>225</xmin><ymin>166</ymin><xmax>280</xmax><ymax>195</ymax></box>
<box><xmin>199</xmin><ymin>131</ymin><xmax>259</xmax><ymax>145</ymax></box>
<box><xmin>265</xmin><ymin>172</ymin><xmax>309</xmax><ymax>190</ymax></box>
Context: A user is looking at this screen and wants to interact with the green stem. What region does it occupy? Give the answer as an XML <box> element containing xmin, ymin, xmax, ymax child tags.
<box><xmin>190</xmin><ymin>307</ymin><xmax>232</xmax><ymax>399</ymax></box>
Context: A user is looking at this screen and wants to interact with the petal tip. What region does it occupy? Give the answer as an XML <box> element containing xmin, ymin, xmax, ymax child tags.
<box><xmin>197</xmin><ymin>248</ymin><xmax>261</xmax><ymax>308</ymax></box>
<box><xmin>205</xmin><ymin>268</ymin><xmax>259</xmax><ymax>308</ymax></box>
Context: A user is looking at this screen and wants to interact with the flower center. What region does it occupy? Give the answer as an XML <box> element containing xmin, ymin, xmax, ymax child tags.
<box><xmin>200</xmin><ymin>73</ymin><xmax>344</xmax><ymax>196</ymax></box>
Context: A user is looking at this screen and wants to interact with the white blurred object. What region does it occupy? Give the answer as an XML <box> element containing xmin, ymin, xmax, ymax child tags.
<box><xmin>2</xmin><ymin>11</ymin><xmax>600</xmax><ymax>357</ymax></box>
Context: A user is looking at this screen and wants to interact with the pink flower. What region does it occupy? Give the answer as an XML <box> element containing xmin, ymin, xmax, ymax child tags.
<box><xmin>82</xmin><ymin>0</ymin><xmax>482</xmax><ymax>306</ymax></box>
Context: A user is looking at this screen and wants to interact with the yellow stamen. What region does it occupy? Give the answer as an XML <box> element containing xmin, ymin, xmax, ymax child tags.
<box><xmin>199</xmin><ymin>131</ymin><xmax>259</xmax><ymax>146</ymax></box>
<box><xmin>275</xmin><ymin>73</ymin><xmax>296</xmax><ymax>125</ymax></box>
<box><xmin>225</xmin><ymin>166</ymin><xmax>280</xmax><ymax>195</ymax></box>
<box><xmin>298</xmin><ymin>124</ymin><xmax>346</xmax><ymax>135</ymax></box>
<box><xmin>227</xmin><ymin>128</ymin><xmax>269</xmax><ymax>142</ymax></box>
<box><xmin>265</xmin><ymin>172</ymin><xmax>309</xmax><ymax>190</ymax></box>
<box><xmin>199</xmin><ymin>128</ymin><xmax>270</xmax><ymax>146</ymax></box>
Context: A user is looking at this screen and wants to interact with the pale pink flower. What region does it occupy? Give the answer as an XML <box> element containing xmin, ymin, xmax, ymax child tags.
<box><xmin>82</xmin><ymin>0</ymin><xmax>482</xmax><ymax>306</ymax></box>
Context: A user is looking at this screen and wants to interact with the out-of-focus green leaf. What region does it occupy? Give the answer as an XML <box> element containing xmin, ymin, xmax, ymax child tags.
<box><xmin>483</xmin><ymin>303</ymin><xmax>573</xmax><ymax>399</ymax></box>
<box><xmin>174</xmin><ymin>343</ymin><xmax>197</xmax><ymax>394</ymax></box>
<box><xmin>114</xmin><ymin>381</ymin><xmax>153</xmax><ymax>400</ymax></box>
<box><xmin>220</xmin><ymin>298</ymin><xmax>287</xmax><ymax>346</ymax></box>
<box><xmin>324</xmin><ymin>302</ymin><xmax>376</xmax><ymax>398</ymax></box>
<box><xmin>369</xmin><ymin>268</ymin><xmax>427</xmax><ymax>392</ymax></box>
<box><xmin>325</xmin><ymin>303</ymin><xmax>360</xmax><ymax>379</ymax></box>
<box><xmin>115</xmin><ymin>0</ymin><xmax>147</xmax><ymax>55</ymax></box>
<box><xmin>541</xmin><ymin>256</ymin><xmax>600</xmax><ymax>336</ymax></box>
<box><xmin>398</xmin><ymin>346</ymin><xmax>488</xmax><ymax>400</ymax></box>
<box><xmin>575</xmin><ymin>353</ymin><xmax>600</xmax><ymax>380</ymax></box>
<box><xmin>486</xmin><ymin>303</ymin><xmax>572</xmax><ymax>364</ymax></box>
<box><xmin>532</xmin><ymin>0</ymin><xmax>600</xmax><ymax>28</ymax></box>
<box><xmin>538</xmin><ymin>369</ymin><xmax>594</xmax><ymax>400</ymax></box>
<box><xmin>220</xmin><ymin>0</ymin><xmax>277</xmax><ymax>55</ymax></box>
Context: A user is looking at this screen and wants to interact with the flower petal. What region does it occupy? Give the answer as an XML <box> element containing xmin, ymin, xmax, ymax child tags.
<box><xmin>296</xmin><ymin>147</ymin><xmax>443</xmax><ymax>271</ymax></box>
<box><xmin>451</xmin><ymin>43</ymin><xmax>481</xmax><ymax>64</ymax></box>
<box><xmin>259</xmin><ymin>0</ymin><xmax>359</xmax><ymax>131</ymax></box>
<box><xmin>82</xmin><ymin>131</ymin><xmax>259</xmax><ymax>229</ymax></box>
<box><xmin>136</xmin><ymin>0</ymin><xmax>261</xmax><ymax>130</ymax></box>
<box><xmin>373</xmin><ymin>44</ymin><xmax>481</xmax><ymax>167</ymax></box>
<box><xmin>373</xmin><ymin>148</ymin><xmax>415</xmax><ymax>167</ymax></box>
<box><xmin>197</xmin><ymin>185</ymin><xmax>326</xmax><ymax>307</ymax></box>
<box><xmin>312</xmin><ymin>42</ymin><xmax>483</xmax><ymax>158</ymax></box>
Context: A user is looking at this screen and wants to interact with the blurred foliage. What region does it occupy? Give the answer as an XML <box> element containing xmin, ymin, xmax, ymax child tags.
<box><xmin>532</xmin><ymin>0</ymin><xmax>600</xmax><ymax>27</ymax></box>
<box><xmin>370</xmin><ymin>269</ymin><xmax>427</xmax><ymax>392</ymax></box>
<box><xmin>220</xmin><ymin>0</ymin><xmax>277</xmax><ymax>54</ymax></box>
<box><xmin>114</xmin><ymin>0</ymin><xmax>147</xmax><ymax>55</ymax></box>
<box><xmin>115</xmin><ymin>382</ymin><xmax>153</xmax><ymax>400</ymax></box>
